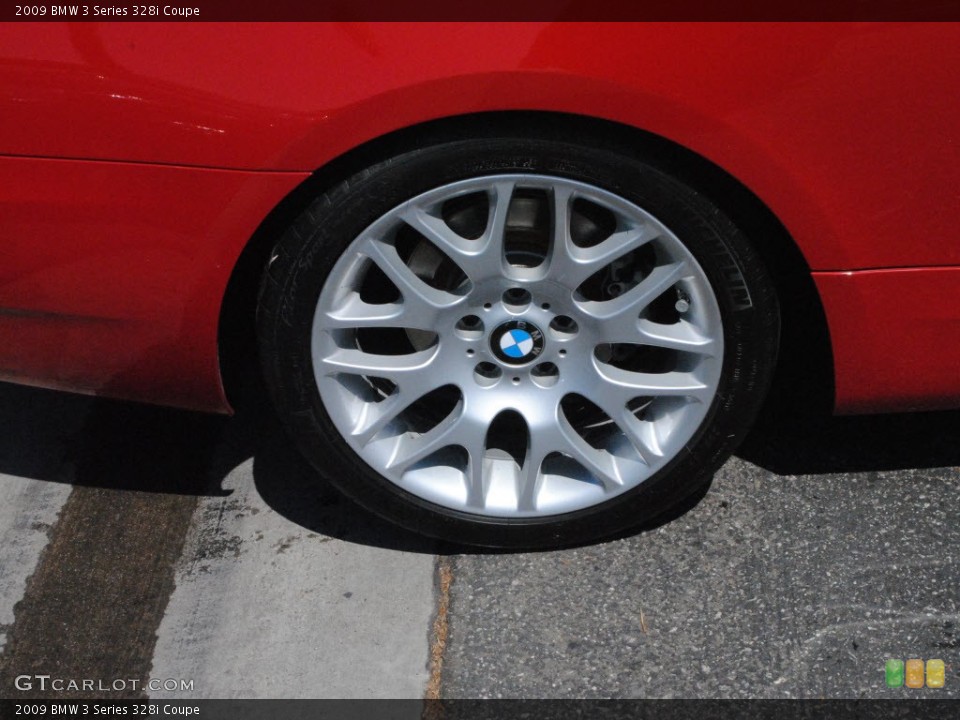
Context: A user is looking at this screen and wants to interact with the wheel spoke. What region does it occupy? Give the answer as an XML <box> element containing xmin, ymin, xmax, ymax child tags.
<box><xmin>399</xmin><ymin>208</ymin><xmax>477</xmax><ymax>272</ymax></box>
<box><xmin>322</xmin><ymin>294</ymin><xmax>432</xmax><ymax>331</ymax></box>
<box><xmin>587</xmin><ymin>379</ymin><xmax>663</xmax><ymax>463</ymax></box>
<box><xmin>636</xmin><ymin>318</ymin><xmax>716</xmax><ymax>355</ymax></box>
<box><xmin>598</xmin><ymin>316</ymin><xmax>717</xmax><ymax>355</ymax></box>
<box><xmin>400</xmin><ymin>179</ymin><xmax>515</xmax><ymax>283</ymax></box>
<box><xmin>554</xmin><ymin>411</ymin><xmax>625</xmax><ymax>491</ymax></box>
<box><xmin>551</xmin><ymin>225</ymin><xmax>656</xmax><ymax>289</ymax></box>
<box><xmin>461</xmin><ymin>421</ymin><xmax>490</xmax><ymax>509</ymax></box>
<box><xmin>350</xmin><ymin>391</ymin><xmax>408</xmax><ymax>446</ymax></box>
<box><xmin>387</xmin><ymin>402</ymin><xmax>466</xmax><ymax>471</ymax></box>
<box><xmin>480</xmin><ymin>179</ymin><xmax>515</xmax><ymax>271</ymax></box>
<box><xmin>327</xmin><ymin>348</ymin><xmax>452</xmax><ymax>447</ymax></box>
<box><xmin>517</xmin><ymin>434</ymin><xmax>550</xmax><ymax>512</ymax></box>
<box><xmin>319</xmin><ymin>346</ymin><xmax>439</xmax><ymax>381</ymax></box>
<box><xmin>547</xmin><ymin>185</ymin><xmax>575</xmax><ymax>281</ymax></box>
<box><xmin>593</xmin><ymin>359</ymin><xmax>711</xmax><ymax>402</ymax></box>
<box><xmin>577</xmin><ymin>260</ymin><xmax>688</xmax><ymax>322</ymax></box>
<box><xmin>363</xmin><ymin>238</ymin><xmax>463</xmax><ymax>314</ymax></box>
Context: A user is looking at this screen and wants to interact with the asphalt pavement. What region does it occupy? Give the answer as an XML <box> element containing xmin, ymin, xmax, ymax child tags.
<box><xmin>0</xmin><ymin>380</ymin><xmax>957</xmax><ymax>699</ymax></box>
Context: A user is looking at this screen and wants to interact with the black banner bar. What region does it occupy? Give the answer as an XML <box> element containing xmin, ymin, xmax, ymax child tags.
<box><xmin>4</xmin><ymin>1</ymin><xmax>960</xmax><ymax>22</ymax></box>
<box><xmin>2</xmin><ymin>700</ymin><xmax>960</xmax><ymax>720</ymax></box>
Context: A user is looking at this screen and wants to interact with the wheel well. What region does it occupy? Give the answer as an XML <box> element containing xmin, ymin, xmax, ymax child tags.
<box><xmin>218</xmin><ymin>111</ymin><xmax>834</xmax><ymax>414</ymax></box>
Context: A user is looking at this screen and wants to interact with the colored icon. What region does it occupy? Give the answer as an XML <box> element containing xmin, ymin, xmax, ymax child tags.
<box><xmin>926</xmin><ymin>659</ymin><xmax>945</xmax><ymax>689</ymax></box>
<box><xmin>885</xmin><ymin>659</ymin><xmax>904</xmax><ymax>688</ymax></box>
<box><xmin>905</xmin><ymin>659</ymin><xmax>924</xmax><ymax>688</ymax></box>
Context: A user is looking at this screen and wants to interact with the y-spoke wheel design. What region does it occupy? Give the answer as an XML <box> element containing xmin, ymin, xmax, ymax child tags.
<box><xmin>259</xmin><ymin>134</ymin><xmax>778</xmax><ymax>548</ymax></box>
<box><xmin>312</xmin><ymin>175</ymin><xmax>722</xmax><ymax>517</ymax></box>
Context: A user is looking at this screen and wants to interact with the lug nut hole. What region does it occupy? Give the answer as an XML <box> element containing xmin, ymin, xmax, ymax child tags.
<box><xmin>474</xmin><ymin>362</ymin><xmax>502</xmax><ymax>387</ymax></box>
<box><xmin>455</xmin><ymin>315</ymin><xmax>485</xmax><ymax>340</ymax></box>
<box><xmin>549</xmin><ymin>315</ymin><xmax>579</xmax><ymax>339</ymax></box>
<box><xmin>502</xmin><ymin>288</ymin><xmax>532</xmax><ymax>311</ymax></box>
<box><xmin>531</xmin><ymin>362</ymin><xmax>560</xmax><ymax>388</ymax></box>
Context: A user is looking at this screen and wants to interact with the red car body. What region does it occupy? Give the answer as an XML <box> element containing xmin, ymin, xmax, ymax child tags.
<box><xmin>1</xmin><ymin>22</ymin><xmax>958</xmax><ymax>414</ymax></box>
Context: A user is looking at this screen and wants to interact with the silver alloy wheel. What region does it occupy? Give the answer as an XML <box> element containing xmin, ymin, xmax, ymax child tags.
<box><xmin>311</xmin><ymin>174</ymin><xmax>723</xmax><ymax>517</ymax></box>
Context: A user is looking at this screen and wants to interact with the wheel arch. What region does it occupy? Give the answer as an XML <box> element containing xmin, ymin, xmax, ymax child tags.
<box><xmin>218</xmin><ymin>111</ymin><xmax>834</xmax><ymax>414</ymax></box>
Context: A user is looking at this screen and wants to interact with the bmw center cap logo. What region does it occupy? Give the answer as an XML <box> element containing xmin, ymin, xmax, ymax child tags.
<box><xmin>501</xmin><ymin>329</ymin><xmax>535</xmax><ymax>358</ymax></box>
<box><xmin>491</xmin><ymin>321</ymin><xmax>545</xmax><ymax>365</ymax></box>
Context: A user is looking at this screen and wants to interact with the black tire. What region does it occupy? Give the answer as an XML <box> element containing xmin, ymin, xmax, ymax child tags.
<box><xmin>257</xmin><ymin>134</ymin><xmax>779</xmax><ymax>549</ymax></box>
